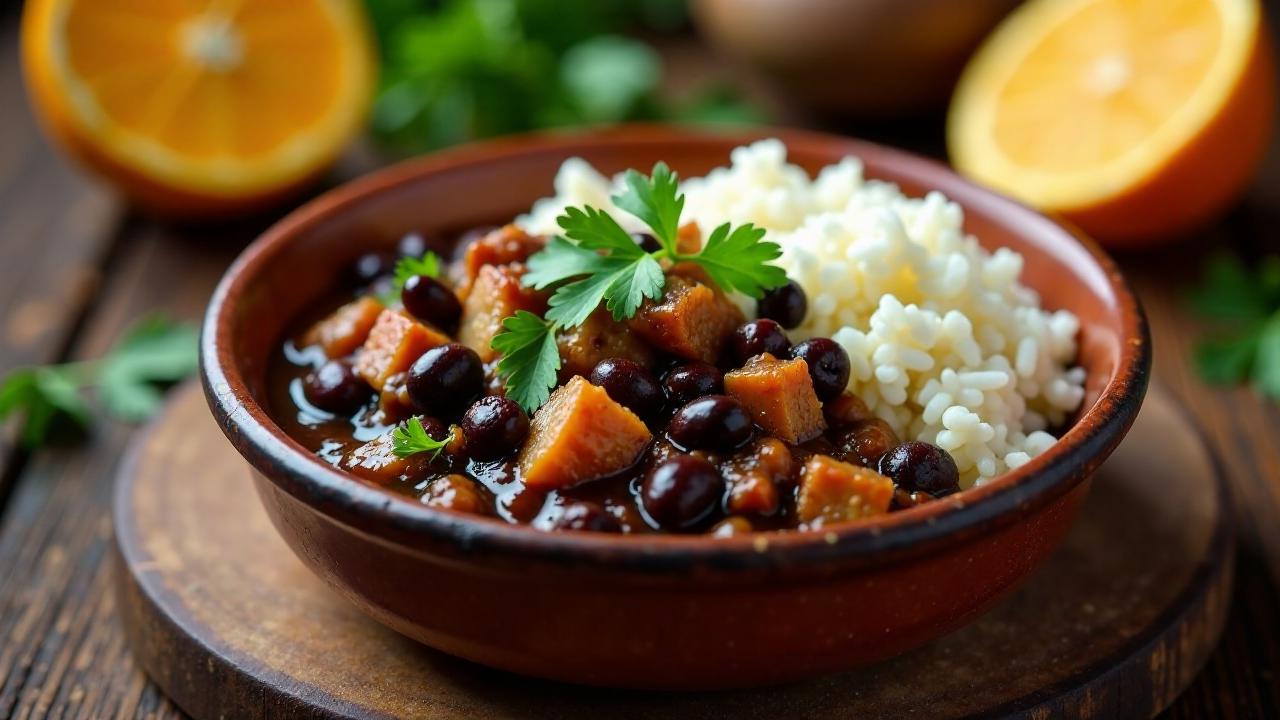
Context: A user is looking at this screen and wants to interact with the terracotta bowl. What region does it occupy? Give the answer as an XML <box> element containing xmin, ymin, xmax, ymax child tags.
<box><xmin>200</xmin><ymin>125</ymin><xmax>1150</xmax><ymax>690</ymax></box>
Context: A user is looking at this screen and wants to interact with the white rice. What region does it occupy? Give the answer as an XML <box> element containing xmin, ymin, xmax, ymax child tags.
<box><xmin>519</xmin><ymin>140</ymin><xmax>1085</xmax><ymax>486</ymax></box>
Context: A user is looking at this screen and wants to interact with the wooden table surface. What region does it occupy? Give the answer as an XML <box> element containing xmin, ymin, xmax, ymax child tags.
<box><xmin>1</xmin><ymin>4</ymin><xmax>1278</xmax><ymax>718</ymax></box>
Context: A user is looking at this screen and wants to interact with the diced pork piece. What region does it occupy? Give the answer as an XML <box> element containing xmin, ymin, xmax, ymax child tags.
<box><xmin>456</xmin><ymin>225</ymin><xmax>546</xmax><ymax>293</ymax></box>
<box><xmin>302</xmin><ymin>296</ymin><xmax>385</xmax><ymax>358</ymax></box>
<box><xmin>518</xmin><ymin>376</ymin><xmax>652</xmax><ymax>490</ymax></box>
<box><xmin>722</xmin><ymin>438</ymin><xmax>792</xmax><ymax>515</ymax></box>
<box><xmin>796</xmin><ymin>455</ymin><xmax>894</xmax><ymax>525</ymax></box>
<box><xmin>344</xmin><ymin>431</ymin><xmax>434</xmax><ymax>484</ymax></box>
<box><xmin>354</xmin><ymin>310</ymin><xmax>451</xmax><ymax>391</ymax></box>
<box><xmin>378</xmin><ymin>372</ymin><xmax>414</xmax><ymax>421</ymax></box>
<box><xmin>556</xmin><ymin>308</ymin><xmax>656</xmax><ymax>379</ymax></box>
<box><xmin>724</xmin><ymin>353</ymin><xmax>827</xmax><ymax>444</ymax></box>
<box><xmin>676</xmin><ymin>222</ymin><xmax>702</xmax><ymax>254</ymax></box>
<box><xmin>458</xmin><ymin>264</ymin><xmax>547</xmax><ymax>361</ymax></box>
<box><xmin>628</xmin><ymin>275</ymin><xmax>743</xmax><ymax>363</ymax></box>
<box><xmin>421</xmin><ymin>474</ymin><xmax>490</xmax><ymax>515</ymax></box>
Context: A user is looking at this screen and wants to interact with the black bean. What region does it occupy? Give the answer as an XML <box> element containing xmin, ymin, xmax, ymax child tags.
<box><xmin>790</xmin><ymin>337</ymin><xmax>851</xmax><ymax>400</ymax></box>
<box><xmin>640</xmin><ymin>455</ymin><xmax>725</xmax><ymax>530</ymax></box>
<box><xmin>667</xmin><ymin>395</ymin><xmax>753</xmax><ymax>452</ymax></box>
<box><xmin>588</xmin><ymin>358</ymin><xmax>664</xmax><ymax>418</ymax></box>
<box><xmin>729</xmin><ymin>319</ymin><xmax>791</xmax><ymax>364</ymax></box>
<box><xmin>878</xmin><ymin>441</ymin><xmax>960</xmax><ymax>496</ymax></box>
<box><xmin>351</xmin><ymin>252</ymin><xmax>393</xmax><ymax>285</ymax></box>
<box><xmin>632</xmin><ymin>232</ymin><xmax>663</xmax><ymax>253</ymax></box>
<box><xmin>756</xmin><ymin>280</ymin><xmax>808</xmax><ymax>329</ymax></box>
<box><xmin>401</xmin><ymin>275</ymin><xmax>462</xmax><ymax>333</ymax></box>
<box><xmin>662</xmin><ymin>362</ymin><xmax>723</xmax><ymax>406</ymax></box>
<box><xmin>461</xmin><ymin>395</ymin><xmax>529</xmax><ymax>460</ymax></box>
<box><xmin>302</xmin><ymin>361</ymin><xmax>370</xmax><ymax>414</ymax></box>
<box><xmin>406</xmin><ymin>343</ymin><xmax>484</xmax><ymax>419</ymax></box>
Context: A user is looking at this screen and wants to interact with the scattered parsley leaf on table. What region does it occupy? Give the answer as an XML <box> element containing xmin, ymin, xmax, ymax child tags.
<box><xmin>391</xmin><ymin>416</ymin><xmax>450</xmax><ymax>459</ymax></box>
<box><xmin>491</xmin><ymin>162</ymin><xmax>785</xmax><ymax>411</ymax></box>
<box><xmin>1189</xmin><ymin>253</ymin><xmax>1280</xmax><ymax>399</ymax></box>
<box><xmin>0</xmin><ymin>315</ymin><xmax>198</xmax><ymax>447</ymax></box>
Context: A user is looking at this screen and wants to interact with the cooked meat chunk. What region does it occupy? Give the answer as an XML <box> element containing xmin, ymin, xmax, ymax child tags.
<box><xmin>456</xmin><ymin>225</ymin><xmax>546</xmax><ymax>293</ymax></box>
<box><xmin>724</xmin><ymin>353</ymin><xmax>826</xmax><ymax>444</ymax></box>
<box><xmin>518</xmin><ymin>376</ymin><xmax>652</xmax><ymax>490</ymax></box>
<box><xmin>344</xmin><ymin>431</ymin><xmax>434</xmax><ymax>484</ymax></box>
<box><xmin>796</xmin><ymin>455</ymin><xmax>894</xmax><ymax>525</ymax></box>
<box><xmin>628</xmin><ymin>275</ymin><xmax>743</xmax><ymax>363</ymax></box>
<box><xmin>676</xmin><ymin>221</ymin><xmax>702</xmax><ymax>254</ymax></box>
<box><xmin>302</xmin><ymin>296</ymin><xmax>384</xmax><ymax>358</ymax></box>
<box><xmin>421</xmin><ymin>474</ymin><xmax>490</xmax><ymax>515</ymax></box>
<box><xmin>723</xmin><ymin>438</ymin><xmax>792</xmax><ymax>515</ymax></box>
<box><xmin>458</xmin><ymin>264</ymin><xmax>548</xmax><ymax>362</ymax></box>
<box><xmin>556</xmin><ymin>308</ymin><xmax>656</xmax><ymax>379</ymax></box>
<box><xmin>354</xmin><ymin>310</ymin><xmax>451</xmax><ymax>391</ymax></box>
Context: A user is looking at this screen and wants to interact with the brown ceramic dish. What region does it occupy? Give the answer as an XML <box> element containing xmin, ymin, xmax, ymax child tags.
<box><xmin>200</xmin><ymin>125</ymin><xmax>1150</xmax><ymax>690</ymax></box>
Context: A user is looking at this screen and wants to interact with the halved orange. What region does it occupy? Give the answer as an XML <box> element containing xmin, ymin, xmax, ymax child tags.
<box><xmin>948</xmin><ymin>0</ymin><xmax>1274</xmax><ymax>246</ymax></box>
<box><xmin>21</xmin><ymin>0</ymin><xmax>375</xmax><ymax>217</ymax></box>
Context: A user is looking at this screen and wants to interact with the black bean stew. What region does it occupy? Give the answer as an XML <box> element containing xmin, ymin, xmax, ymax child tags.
<box><xmin>269</xmin><ymin>226</ymin><xmax>961</xmax><ymax>534</ymax></box>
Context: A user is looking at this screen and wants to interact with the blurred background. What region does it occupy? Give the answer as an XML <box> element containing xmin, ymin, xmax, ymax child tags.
<box><xmin>1</xmin><ymin>0</ymin><xmax>1279</xmax><ymax>716</ymax></box>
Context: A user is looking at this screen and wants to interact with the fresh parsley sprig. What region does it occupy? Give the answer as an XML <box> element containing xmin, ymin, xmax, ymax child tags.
<box><xmin>392</xmin><ymin>251</ymin><xmax>441</xmax><ymax>292</ymax></box>
<box><xmin>1189</xmin><ymin>252</ymin><xmax>1280</xmax><ymax>399</ymax></box>
<box><xmin>492</xmin><ymin>162</ymin><xmax>786</xmax><ymax>411</ymax></box>
<box><xmin>391</xmin><ymin>416</ymin><xmax>450</xmax><ymax>459</ymax></box>
<box><xmin>0</xmin><ymin>315</ymin><xmax>199</xmax><ymax>447</ymax></box>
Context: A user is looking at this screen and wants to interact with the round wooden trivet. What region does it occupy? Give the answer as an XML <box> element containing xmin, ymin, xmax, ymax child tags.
<box><xmin>113</xmin><ymin>383</ymin><xmax>1232</xmax><ymax>719</ymax></box>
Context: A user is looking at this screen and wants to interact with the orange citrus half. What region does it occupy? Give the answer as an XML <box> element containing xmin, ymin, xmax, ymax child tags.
<box><xmin>948</xmin><ymin>0</ymin><xmax>1275</xmax><ymax>246</ymax></box>
<box><xmin>21</xmin><ymin>0</ymin><xmax>375</xmax><ymax>217</ymax></box>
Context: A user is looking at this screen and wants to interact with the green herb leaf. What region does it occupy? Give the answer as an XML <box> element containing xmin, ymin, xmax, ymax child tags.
<box><xmin>0</xmin><ymin>315</ymin><xmax>197</xmax><ymax>446</ymax></box>
<box><xmin>690</xmin><ymin>222</ymin><xmax>787</xmax><ymax>298</ymax></box>
<box><xmin>1187</xmin><ymin>253</ymin><xmax>1271</xmax><ymax>322</ymax></box>
<box><xmin>523</xmin><ymin>235</ymin><xmax>614</xmax><ymax>290</ymax></box>
<box><xmin>391</xmin><ymin>416</ymin><xmax>449</xmax><ymax>459</ymax></box>
<box><xmin>98</xmin><ymin>316</ymin><xmax>199</xmax><ymax>422</ymax></box>
<box><xmin>1254</xmin><ymin>314</ymin><xmax>1280</xmax><ymax>399</ymax></box>
<box><xmin>1193</xmin><ymin>332</ymin><xmax>1259</xmax><ymax>385</ymax></box>
<box><xmin>560</xmin><ymin>36</ymin><xmax>660</xmax><ymax>123</ymax></box>
<box><xmin>612</xmin><ymin>162</ymin><xmax>684</xmax><ymax>250</ymax></box>
<box><xmin>544</xmin><ymin>254</ymin><xmax>665</xmax><ymax>327</ymax></box>
<box><xmin>491</xmin><ymin>311</ymin><xmax>561</xmax><ymax>411</ymax></box>
<box><xmin>393</xmin><ymin>251</ymin><xmax>442</xmax><ymax>291</ymax></box>
<box><xmin>557</xmin><ymin>205</ymin><xmax>647</xmax><ymax>258</ymax></box>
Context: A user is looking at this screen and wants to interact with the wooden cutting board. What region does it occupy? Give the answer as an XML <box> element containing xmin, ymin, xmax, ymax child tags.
<box><xmin>113</xmin><ymin>383</ymin><xmax>1232</xmax><ymax>719</ymax></box>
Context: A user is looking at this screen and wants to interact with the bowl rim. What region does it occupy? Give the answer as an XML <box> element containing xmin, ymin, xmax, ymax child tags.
<box><xmin>201</xmin><ymin>124</ymin><xmax>1150</xmax><ymax>574</ymax></box>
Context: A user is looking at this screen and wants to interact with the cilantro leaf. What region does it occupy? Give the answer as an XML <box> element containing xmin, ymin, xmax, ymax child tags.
<box><xmin>523</xmin><ymin>236</ymin><xmax>614</xmax><ymax>290</ymax></box>
<box><xmin>690</xmin><ymin>222</ymin><xmax>787</xmax><ymax>298</ymax></box>
<box><xmin>1254</xmin><ymin>314</ymin><xmax>1280</xmax><ymax>399</ymax></box>
<box><xmin>557</xmin><ymin>205</ymin><xmax>646</xmax><ymax>258</ymax></box>
<box><xmin>603</xmin><ymin>254</ymin><xmax>664</xmax><ymax>320</ymax></box>
<box><xmin>612</xmin><ymin>162</ymin><xmax>684</xmax><ymax>250</ymax></box>
<box><xmin>393</xmin><ymin>251</ymin><xmax>441</xmax><ymax>292</ymax></box>
<box><xmin>391</xmin><ymin>416</ymin><xmax>450</xmax><ymax>459</ymax></box>
<box><xmin>1194</xmin><ymin>333</ymin><xmax>1259</xmax><ymax>384</ymax></box>
<box><xmin>543</xmin><ymin>254</ymin><xmax>665</xmax><ymax>327</ymax></box>
<box><xmin>0</xmin><ymin>315</ymin><xmax>197</xmax><ymax>446</ymax></box>
<box><xmin>491</xmin><ymin>311</ymin><xmax>561</xmax><ymax>411</ymax></box>
<box><xmin>1187</xmin><ymin>253</ymin><xmax>1268</xmax><ymax>321</ymax></box>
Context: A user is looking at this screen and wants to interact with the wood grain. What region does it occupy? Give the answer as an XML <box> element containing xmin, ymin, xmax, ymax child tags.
<box><xmin>113</xmin><ymin>384</ymin><xmax>1230</xmax><ymax>720</ymax></box>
